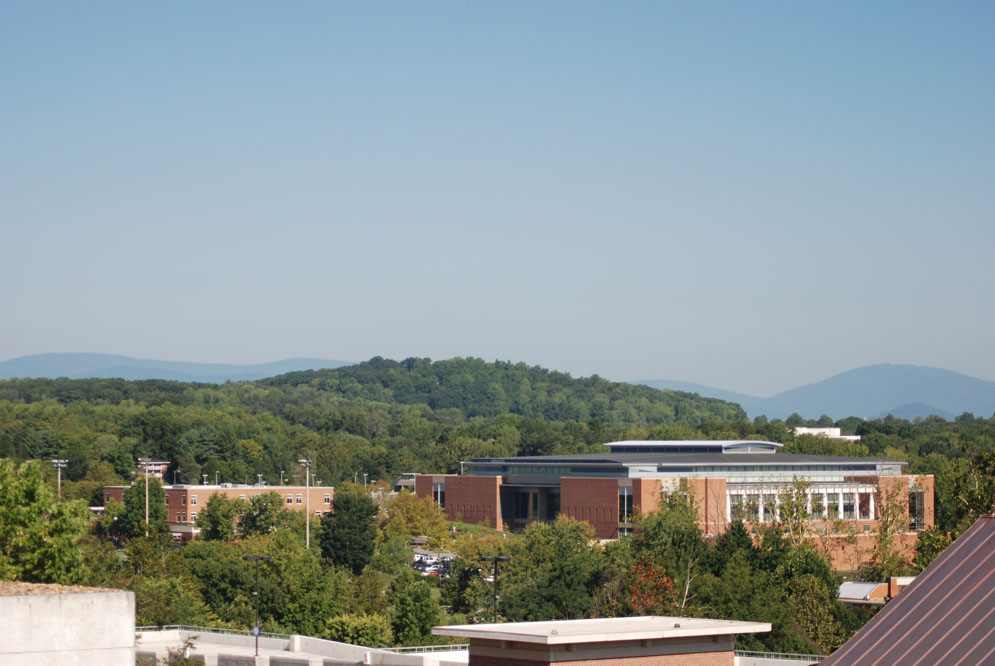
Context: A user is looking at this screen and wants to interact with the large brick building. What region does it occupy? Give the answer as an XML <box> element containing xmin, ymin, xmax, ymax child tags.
<box><xmin>103</xmin><ymin>483</ymin><xmax>333</xmax><ymax>541</ymax></box>
<box><xmin>415</xmin><ymin>440</ymin><xmax>934</xmax><ymax>569</ymax></box>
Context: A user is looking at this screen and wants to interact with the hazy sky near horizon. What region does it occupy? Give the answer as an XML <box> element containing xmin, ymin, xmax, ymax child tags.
<box><xmin>2</xmin><ymin>2</ymin><xmax>993</xmax><ymax>396</ymax></box>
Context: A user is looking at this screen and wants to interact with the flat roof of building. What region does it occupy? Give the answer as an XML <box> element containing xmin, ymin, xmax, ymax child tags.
<box><xmin>604</xmin><ymin>439</ymin><xmax>782</xmax><ymax>450</ymax></box>
<box><xmin>470</xmin><ymin>453</ymin><xmax>900</xmax><ymax>466</ymax></box>
<box><xmin>433</xmin><ymin>616</ymin><xmax>771</xmax><ymax>645</ymax></box>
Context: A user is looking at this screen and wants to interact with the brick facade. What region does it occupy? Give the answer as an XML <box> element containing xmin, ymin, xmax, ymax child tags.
<box><xmin>683</xmin><ymin>478</ymin><xmax>728</xmax><ymax>536</ymax></box>
<box><xmin>561</xmin><ymin>477</ymin><xmax>622</xmax><ymax>539</ymax></box>
<box><xmin>445</xmin><ymin>475</ymin><xmax>504</xmax><ymax>531</ymax></box>
<box><xmin>633</xmin><ymin>478</ymin><xmax>664</xmax><ymax>517</ymax></box>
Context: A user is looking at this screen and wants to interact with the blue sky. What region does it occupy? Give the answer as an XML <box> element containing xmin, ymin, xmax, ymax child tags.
<box><xmin>2</xmin><ymin>2</ymin><xmax>993</xmax><ymax>396</ymax></box>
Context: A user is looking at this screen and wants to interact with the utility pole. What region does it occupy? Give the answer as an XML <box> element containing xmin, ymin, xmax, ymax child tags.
<box><xmin>481</xmin><ymin>555</ymin><xmax>510</xmax><ymax>623</ymax></box>
<box><xmin>51</xmin><ymin>459</ymin><xmax>68</xmax><ymax>496</ymax></box>
<box><xmin>298</xmin><ymin>458</ymin><xmax>311</xmax><ymax>548</ymax></box>
<box><xmin>137</xmin><ymin>458</ymin><xmax>156</xmax><ymax>537</ymax></box>
<box><xmin>243</xmin><ymin>555</ymin><xmax>271</xmax><ymax>657</ymax></box>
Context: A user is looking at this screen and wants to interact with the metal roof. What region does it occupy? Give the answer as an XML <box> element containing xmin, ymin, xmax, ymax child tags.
<box><xmin>823</xmin><ymin>514</ymin><xmax>995</xmax><ymax>666</ymax></box>
<box><xmin>838</xmin><ymin>582</ymin><xmax>885</xmax><ymax>601</ymax></box>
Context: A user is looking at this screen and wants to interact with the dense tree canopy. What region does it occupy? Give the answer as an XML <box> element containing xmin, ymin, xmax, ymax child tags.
<box><xmin>0</xmin><ymin>459</ymin><xmax>91</xmax><ymax>584</ymax></box>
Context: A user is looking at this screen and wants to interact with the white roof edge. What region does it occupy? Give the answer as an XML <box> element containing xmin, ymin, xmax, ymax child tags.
<box><xmin>433</xmin><ymin>617</ymin><xmax>772</xmax><ymax>645</ymax></box>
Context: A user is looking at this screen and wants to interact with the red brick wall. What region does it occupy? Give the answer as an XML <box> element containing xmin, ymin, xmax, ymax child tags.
<box><xmin>633</xmin><ymin>478</ymin><xmax>663</xmax><ymax>517</ymax></box>
<box><xmin>561</xmin><ymin>477</ymin><xmax>621</xmax><ymax>539</ymax></box>
<box><xmin>683</xmin><ymin>478</ymin><xmax>728</xmax><ymax>536</ymax></box>
<box><xmin>414</xmin><ymin>474</ymin><xmax>435</xmax><ymax>499</ymax></box>
<box><xmin>469</xmin><ymin>652</ymin><xmax>734</xmax><ymax>666</ymax></box>
<box><xmin>445</xmin><ymin>475</ymin><xmax>503</xmax><ymax>531</ymax></box>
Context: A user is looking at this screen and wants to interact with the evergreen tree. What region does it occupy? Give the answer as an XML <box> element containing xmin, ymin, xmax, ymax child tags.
<box><xmin>320</xmin><ymin>491</ymin><xmax>378</xmax><ymax>574</ymax></box>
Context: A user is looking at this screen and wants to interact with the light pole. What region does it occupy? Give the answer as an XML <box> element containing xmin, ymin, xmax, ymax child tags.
<box><xmin>243</xmin><ymin>555</ymin><xmax>271</xmax><ymax>657</ymax></box>
<box><xmin>363</xmin><ymin>472</ymin><xmax>368</xmax><ymax>488</ymax></box>
<box><xmin>202</xmin><ymin>473</ymin><xmax>208</xmax><ymax>485</ymax></box>
<box><xmin>298</xmin><ymin>458</ymin><xmax>311</xmax><ymax>548</ymax></box>
<box><xmin>481</xmin><ymin>555</ymin><xmax>510</xmax><ymax>623</ymax></box>
<box><xmin>280</xmin><ymin>470</ymin><xmax>284</xmax><ymax>485</ymax></box>
<box><xmin>51</xmin><ymin>459</ymin><xmax>68</xmax><ymax>496</ymax></box>
<box><xmin>214</xmin><ymin>470</ymin><xmax>219</xmax><ymax>485</ymax></box>
<box><xmin>257</xmin><ymin>473</ymin><xmax>263</xmax><ymax>485</ymax></box>
<box><xmin>137</xmin><ymin>458</ymin><xmax>155</xmax><ymax>537</ymax></box>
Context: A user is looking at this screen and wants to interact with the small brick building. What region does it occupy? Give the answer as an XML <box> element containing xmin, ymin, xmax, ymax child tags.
<box><xmin>103</xmin><ymin>483</ymin><xmax>333</xmax><ymax>541</ymax></box>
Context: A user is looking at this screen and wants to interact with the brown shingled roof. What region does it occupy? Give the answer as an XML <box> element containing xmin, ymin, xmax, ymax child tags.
<box><xmin>823</xmin><ymin>515</ymin><xmax>995</xmax><ymax>666</ymax></box>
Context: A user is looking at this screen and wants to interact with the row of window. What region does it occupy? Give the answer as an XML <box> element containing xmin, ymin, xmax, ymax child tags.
<box><xmin>169</xmin><ymin>509</ymin><xmax>334</xmax><ymax>525</ymax></box>
<box><xmin>728</xmin><ymin>492</ymin><xmax>877</xmax><ymax>522</ymax></box>
<box><xmin>162</xmin><ymin>492</ymin><xmax>334</xmax><ymax>507</ymax></box>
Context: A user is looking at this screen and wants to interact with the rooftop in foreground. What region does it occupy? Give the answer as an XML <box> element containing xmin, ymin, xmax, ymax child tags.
<box><xmin>0</xmin><ymin>581</ymin><xmax>115</xmax><ymax>596</ymax></box>
<box><xmin>433</xmin><ymin>616</ymin><xmax>771</xmax><ymax>644</ymax></box>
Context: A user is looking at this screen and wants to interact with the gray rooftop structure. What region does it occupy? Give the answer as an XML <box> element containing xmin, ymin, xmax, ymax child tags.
<box><xmin>466</xmin><ymin>444</ymin><xmax>906</xmax><ymax>483</ymax></box>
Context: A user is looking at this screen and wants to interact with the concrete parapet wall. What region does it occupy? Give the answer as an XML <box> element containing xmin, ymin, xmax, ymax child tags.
<box><xmin>2</xmin><ymin>585</ymin><xmax>135</xmax><ymax>666</ymax></box>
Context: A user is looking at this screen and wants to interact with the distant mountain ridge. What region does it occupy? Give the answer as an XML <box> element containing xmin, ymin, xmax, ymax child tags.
<box><xmin>638</xmin><ymin>364</ymin><xmax>995</xmax><ymax>420</ymax></box>
<box><xmin>0</xmin><ymin>353</ymin><xmax>352</xmax><ymax>383</ymax></box>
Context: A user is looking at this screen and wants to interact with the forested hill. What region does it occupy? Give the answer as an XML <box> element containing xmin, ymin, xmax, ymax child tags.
<box><xmin>259</xmin><ymin>357</ymin><xmax>746</xmax><ymax>424</ymax></box>
<box><xmin>0</xmin><ymin>357</ymin><xmax>745</xmax><ymax>494</ymax></box>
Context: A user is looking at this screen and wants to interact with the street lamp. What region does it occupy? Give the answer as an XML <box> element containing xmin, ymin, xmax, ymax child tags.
<box><xmin>137</xmin><ymin>458</ymin><xmax>156</xmax><ymax>537</ymax></box>
<box><xmin>280</xmin><ymin>469</ymin><xmax>284</xmax><ymax>485</ymax></box>
<box><xmin>481</xmin><ymin>555</ymin><xmax>510</xmax><ymax>623</ymax></box>
<box><xmin>243</xmin><ymin>555</ymin><xmax>271</xmax><ymax>657</ymax></box>
<box><xmin>363</xmin><ymin>472</ymin><xmax>368</xmax><ymax>488</ymax></box>
<box><xmin>298</xmin><ymin>458</ymin><xmax>311</xmax><ymax>548</ymax></box>
<box><xmin>51</xmin><ymin>459</ymin><xmax>68</xmax><ymax>496</ymax></box>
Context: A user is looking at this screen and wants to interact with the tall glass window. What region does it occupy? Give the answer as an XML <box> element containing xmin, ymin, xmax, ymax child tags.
<box><xmin>619</xmin><ymin>486</ymin><xmax>633</xmax><ymax>523</ymax></box>
<box><xmin>909</xmin><ymin>489</ymin><xmax>926</xmax><ymax>531</ymax></box>
<box><xmin>843</xmin><ymin>493</ymin><xmax>856</xmax><ymax>520</ymax></box>
<box><xmin>729</xmin><ymin>494</ymin><xmax>743</xmax><ymax>522</ymax></box>
<box><xmin>433</xmin><ymin>482</ymin><xmax>446</xmax><ymax>508</ymax></box>
<box><xmin>811</xmin><ymin>494</ymin><xmax>826</xmax><ymax>520</ymax></box>
<box><xmin>859</xmin><ymin>493</ymin><xmax>871</xmax><ymax>520</ymax></box>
